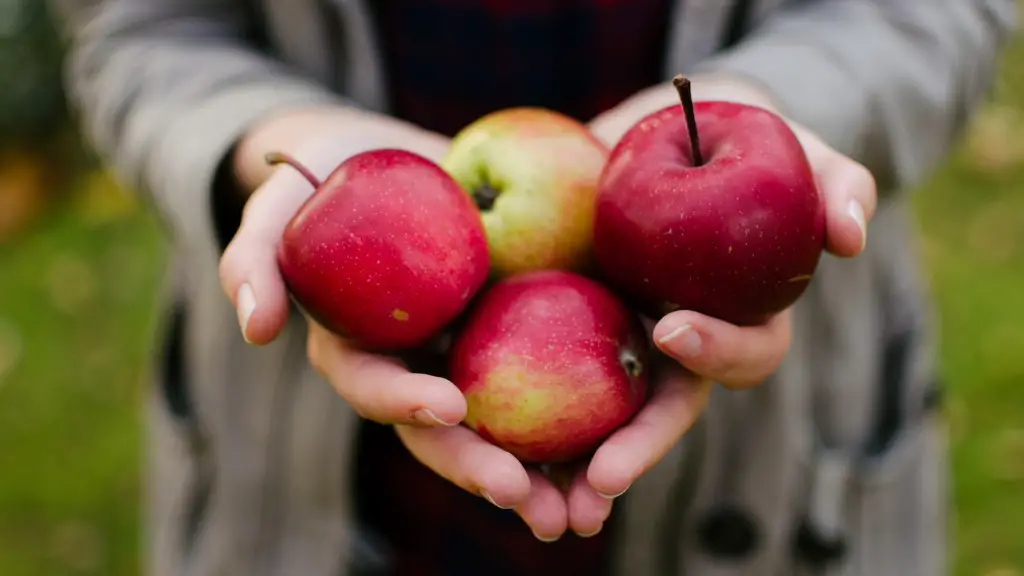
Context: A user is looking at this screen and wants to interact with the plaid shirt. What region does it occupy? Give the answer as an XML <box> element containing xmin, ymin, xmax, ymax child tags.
<box><xmin>357</xmin><ymin>1</ymin><xmax>673</xmax><ymax>574</ymax></box>
<box><xmin>370</xmin><ymin>0</ymin><xmax>675</xmax><ymax>137</ymax></box>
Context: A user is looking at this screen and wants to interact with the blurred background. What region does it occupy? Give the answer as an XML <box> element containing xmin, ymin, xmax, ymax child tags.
<box><xmin>0</xmin><ymin>2</ymin><xmax>1022</xmax><ymax>575</ymax></box>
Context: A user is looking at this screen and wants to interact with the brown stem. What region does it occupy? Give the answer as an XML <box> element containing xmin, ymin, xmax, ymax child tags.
<box><xmin>672</xmin><ymin>74</ymin><xmax>704</xmax><ymax>167</ymax></box>
<box><xmin>264</xmin><ymin>151</ymin><xmax>321</xmax><ymax>188</ymax></box>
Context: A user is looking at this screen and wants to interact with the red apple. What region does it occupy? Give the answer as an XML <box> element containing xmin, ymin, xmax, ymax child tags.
<box><xmin>272</xmin><ymin>149</ymin><xmax>490</xmax><ymax>351</ymax></box>
<box><xmin>593</xmin><ymin>76</ymin><xmax>827</xmax><ymax>326</ymax></box>
<box><xmin>449</xmin><ymin>270</ymin><xmax>649</xmax><ymax>464</ymax></box>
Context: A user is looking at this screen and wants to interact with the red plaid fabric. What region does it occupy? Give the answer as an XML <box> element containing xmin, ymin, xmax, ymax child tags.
<box><xmin>370</xmin><ymin>0</ymin><xmax>675</xmax><ymax>137</ymax></box>
<box><xmin>355</xmin><ymin>422</ymin><xmax>615</xmax><ymax>576</ymax></box>
<box><xmin>356</xmin><ymin>1</ymin><xmax>674</xmax><ymax>574</ymax></box>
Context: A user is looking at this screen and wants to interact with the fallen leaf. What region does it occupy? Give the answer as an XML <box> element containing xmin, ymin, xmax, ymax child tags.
<box><xmin>73</xmin><ymin>169</ymin><xmax>138</xmax><ymax>224</ymax></box>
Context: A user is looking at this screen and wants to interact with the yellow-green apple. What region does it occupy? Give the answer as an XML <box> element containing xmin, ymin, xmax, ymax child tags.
<box><xmin>441</xmin><ymin>108</ymin><xmax>609</xmax><ymax>278</ymax></box>
<box><xmin>272</xmin><ymin>149</ymin><xmax>490</xmax><ymax>352</ymax></box>
<box><xmin>593</xmin><ymin>76</ymin><xmax>827</xmax><ymax>326</ymax></box>
<box><xmin>448</xmin><ymin>270</ymin><xmax>649</xmax><ymax>464</ymax></box>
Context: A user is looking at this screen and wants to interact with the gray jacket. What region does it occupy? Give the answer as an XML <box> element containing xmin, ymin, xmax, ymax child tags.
<box><xmin>52</xmin><ymin>0</ymin><xmax>1017</xmax><ymax>575</ymax></box>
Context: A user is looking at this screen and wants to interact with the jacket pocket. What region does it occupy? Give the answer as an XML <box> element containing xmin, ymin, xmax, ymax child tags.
<box><xmin>793</xmin><ymin>303</ymin><xmax>947</xmax><ymax>576</ymax></box>
<box><xmin>152</xmin><ymin>303</ymin><xmax>214</xmax><ymax>566</ymax></box>
<box><xmin>845</xmin><ymin>401</ymin><xmax>948</xmax><ymax>576</ymax></box>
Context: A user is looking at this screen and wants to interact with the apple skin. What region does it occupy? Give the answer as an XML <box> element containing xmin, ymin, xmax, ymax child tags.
<box><xmin>277</xmin><ymin>149</ymin><xmax>490</xmax><ymax>352</ymax></box>
<box><xmin>441</xmin><ymin>108</ymin><xmax>610</xmax><ymax>278</ymax></box>
<box><xmin>593</xmin><ymin>101</ymin><xmax>827</xmax><ymax>326</ymax></box>
<box><xmin>449</xmin><ymin>270</ymin><xmax>649</xmax><ymax>464</ymax></box>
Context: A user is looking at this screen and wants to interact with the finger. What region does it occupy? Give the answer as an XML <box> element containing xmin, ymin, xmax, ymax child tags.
<box><xmin>567</xmin><ymin>469</ymin><xmax>613</xmax><ymax>538</ymax></box>
<box><xmin>587</xmin><ymin>363</ymin><xmax>712</xmax><ymax>499</ymax></box>
<box><xmin>821</xmin><ymin>157</ymin><xmax>877</xmax><ymax>258</ymax></box>
<box><xmin>793</xmin><ymin>127</ymin><xmax>877</xmax><ymax>258</ymax></box>
<box><xmin>517</xmin><ymin>469</ymin><xmax>570</xmax><ymax>542</ymax></box>
<box><xmin>651</xmin><ymin>309</ymin><xmax>791</xmax><ymax>389</ymax></box>
<box><xmin>218</xmin><ymin>166</ymin><xmax>320</xmax><ymax>345</ymax></box>
<box><xmin>395</xmin><ymin>424</ymin><xmax>532</xmax><ymax>510</ymax></box>
<box><xmin>309</xmin><ymin>322</ymin><xmax>467</xmax><ymax>426</ymax></box>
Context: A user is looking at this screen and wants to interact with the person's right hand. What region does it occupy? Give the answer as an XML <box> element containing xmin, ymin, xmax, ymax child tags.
<box><xmin>217</xmin><ymin>107</ymin><xmax>573</xmax><ymax>541</ymax></box>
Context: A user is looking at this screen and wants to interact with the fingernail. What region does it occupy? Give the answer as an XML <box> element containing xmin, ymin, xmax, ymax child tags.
<box><xmin>597</xmin><ymin>484</ymin><xmax>631</xmax><ymax>500</ymax></box>
<box><xmin>237</xmin><ymin>283</ymin><xmax>256</xmax><ymax>343</ymax></box>
<box><xmin>413</xmin><ymin>409</ymin><xmax>457</xmax><ymax>427</ymax></box>
<box><xmin>576</xmin><ymin>524</ymin><xmax>603</xmax><ymax>538</ymax></box>
<box><xmin>480</xmin><ymin>490</ymin><xmax>512</xmax><ymax>510</ymax></box>
<box><xmin>847</xmin><ymin>199</ymin><xmax>867</xmax><ymax>251</ymax></box>
<box><xmin>533</xmin><ymin>530</ymin><xmax>560</xmax><ymax>543</ymax></box>
<box><xmin>657</xmin><ymin>324</ymin><xmax>702</xmax><ymax>359</ymax></box>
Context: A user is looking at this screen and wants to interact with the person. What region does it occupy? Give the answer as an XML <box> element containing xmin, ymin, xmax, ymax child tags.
<box><xmin>52</xmin><ymin>0</ymin><xmax>1016</xmax><ymax>574</ymax></box>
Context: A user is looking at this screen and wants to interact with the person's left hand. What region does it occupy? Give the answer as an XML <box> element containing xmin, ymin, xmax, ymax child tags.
<box><xmin>531</xmin><ymin>74</ymin><xmax>878</xmax><ymax>540</ymax></box>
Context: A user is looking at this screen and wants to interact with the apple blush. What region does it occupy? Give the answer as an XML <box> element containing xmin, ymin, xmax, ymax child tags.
<box><xmin>272</xmin><ymin>149</ymin><xmax>490</xmax><ymax>352</ymax></box>
<box><xmin>448</xmin><ymin>270</ymin><xmax>649</xmax><ymax>464</ymax></box>
<box><xmin>593</xmin><ymin>75</ymin><xmax>827</xmax><ymax>326</ymax></box>
<box><xmin>441</xmin><ymin>107</ymin><xmax>609</xmax><ymax>279</ymax></box>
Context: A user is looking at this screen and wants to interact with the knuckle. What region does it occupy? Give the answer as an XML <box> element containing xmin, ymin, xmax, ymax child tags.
<box><xmin>217</xmin><ymin>245</ymin><xmax>241</xmax><ymax>290</ymax></box>
<box><xmin>305</xmin><ymin>331</ymin><xmax>327</xmax><ymax>376</ymax></box>
<box><xmin>850</xmin><ymin>162</ymin><xmax>877</xmax><ymax>196</ymax></box>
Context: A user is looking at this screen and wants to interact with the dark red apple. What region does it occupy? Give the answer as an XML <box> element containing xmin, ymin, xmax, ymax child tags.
<box><xmin>593</xmin><ymin>76</ymin><xmax>827</xmax><ymax>326</ymax></box>
<box><xmin>272</xmin><ymin>149</ymin><xmax>490</xmax><ymax>351</ymax></box>
<box><xmin>449</xmin><ymin>270</ymin><xmax>648</xmax><ymax>464</ymax></box>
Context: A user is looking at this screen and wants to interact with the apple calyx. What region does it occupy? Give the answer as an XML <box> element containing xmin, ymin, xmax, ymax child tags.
<box><xmin>619</xmin><ymin>348</ymin><xmax>644</xmax><ymax>379</ymax></box>
<box><xmin>265</xmin><ymin>151</ymin><xmax>322</xmax><ymax>188</ymax></box>
<box><xmin>672</xmin><ymin>74</ymin><xmax>704</xmax><ymax>167</ymax></box>
<box><xmin>471</xmin><ymin>182</ymin><xmax>501</xmax><ymax>211</ymax></box>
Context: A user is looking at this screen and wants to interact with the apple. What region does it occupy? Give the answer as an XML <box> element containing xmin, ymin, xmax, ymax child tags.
<box><xmin>440</xmin><ymin>108</ymin><xmax>609</xmax><ymax>278</ymax></box>
<box><xmin>449</xmin><ymin>270</ymin><xmax>649</xmax><ymax>464</ymax></box>
<box><xmin>271</xmin><ymin>149</ymin><xmax>490</xmax><ymax>351</ymax></box>
<box><xmin>592</xmin><ymin>75</ymin><xmax>827</xmax><ymax>326</ymax></box>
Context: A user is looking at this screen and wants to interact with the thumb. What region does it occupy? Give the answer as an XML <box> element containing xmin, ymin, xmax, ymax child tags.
<box><xmin>218</xmin><ymin>160</ymin><xmax>321</xmax><ymax>345</ymax></box>
<box><xmin>789</xmin><ymin>124</ymin><xmax>877</xmax><ymax>258</ymax></box>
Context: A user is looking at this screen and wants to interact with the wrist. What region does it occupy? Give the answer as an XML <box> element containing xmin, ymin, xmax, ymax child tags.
<box><xmin>231</xmin><ymin>106</ymin><xmax>350</xmax><ymax>195</ymax></box>
<box><xmin>230</xmin><ymin>107</ymin><xmax>446</xmax><ymax>196</ymax></box>
<box><xmin>590</xmin><ymin>74</ymin><xmax>782</xmax><ymax>147</ymax></box>
<box><xmin>686</xmin><ymin>73</ymin><xmax>783</xmax><ymax>114</ymax></box>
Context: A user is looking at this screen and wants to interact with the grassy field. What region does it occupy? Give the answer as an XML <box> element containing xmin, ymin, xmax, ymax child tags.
<box><xmin>1</xmin><ymin>27</ymin><xmax>1024</xmax><ymax>576</ymax></box>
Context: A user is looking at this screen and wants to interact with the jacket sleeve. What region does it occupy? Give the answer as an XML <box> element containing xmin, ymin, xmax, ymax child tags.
<box><xmin>51</xmin><ymin>0</ymin><xmax>347</xmax><ymax>247</ymax></box>
<box><xmin>695</xmin><ymin>0</ymin><xmax>1019</xmax><ymax>193</ymax></box>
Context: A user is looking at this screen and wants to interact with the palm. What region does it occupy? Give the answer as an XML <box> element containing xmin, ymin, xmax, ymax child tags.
<box><xmin>396</xmin><ymin>341</ymin><xmax>712</xmax><ymax>541</ymax></box>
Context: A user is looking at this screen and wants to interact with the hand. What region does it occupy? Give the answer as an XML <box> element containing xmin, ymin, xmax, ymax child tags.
<box><xmin>589</xmin><ymin>74</ymin><xmax>876</xmax><ymax>379</ymax></box>
<box><xmin>554</xmin><ymin>74</ymin><xmax>880</xmax><ymax>538</ymax></box>
<box><xmin>216</xmin><ymin>107</ymin><xmax>553</xmax><ymax>538</ymax></box>
<box><xmin>219</xmin><ymin>106</ymin><xmax>474</xmax><ymax>419</ymax></box>
<box><xmin>219</xmin><ymin>106</ymin><xmax>450</xmax><ymax>344</ymax></box>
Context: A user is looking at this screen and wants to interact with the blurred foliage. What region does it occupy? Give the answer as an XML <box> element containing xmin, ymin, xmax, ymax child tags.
<box><xmin>0</xmin><ymin>0</ymin><xmax>96</xmax><ymax>243</ymax></box>
<box><xmin>0</xmin><ymin>4</ymin><xmax>1023</xmax><ymax>576</ymax></box>
<box><xmin>0</xmin><ymin>0</ymin><xmax>69</xmax><ymax>148</ymax></box>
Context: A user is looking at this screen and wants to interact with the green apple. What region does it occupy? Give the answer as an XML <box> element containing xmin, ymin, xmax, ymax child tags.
<box><xmin>441</xmin><ymin>108</ymin><xmax>610</xmax><ymax>278</ymax></box>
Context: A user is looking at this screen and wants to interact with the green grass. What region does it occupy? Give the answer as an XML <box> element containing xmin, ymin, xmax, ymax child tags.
<box><xmin>2</xmin><ymin>30</ymin><xmax>1024</xmax><ymax>576</ymax></box>
<box><xmin>911</xmin><ymin>45</ymin><xmax>1024</xmax><ymax>572</ymax></box>
<box><xmin>0</xmin><ymin>178</ymin><xmax>165</xmax><ymax>575</ymax></box>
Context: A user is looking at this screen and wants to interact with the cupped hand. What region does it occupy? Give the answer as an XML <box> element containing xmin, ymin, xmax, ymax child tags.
<box><xmin>219</xmin><ymin>107</ymin><xmax>450</xmax><ymax>345</ymax></box>
<box><xmin>554</xmin><ymin>74</ymin><xmax>881</xmax><ymax>539</ymax></box>
<box><xmin>217</xmin><ymin>108</ymin><xmax>553</xmax><ymax>537</ymax></box>
<box><xmin>588</xmin><ymin>74</ymin><xmax>876</xmax><ymax>383</ymax></box>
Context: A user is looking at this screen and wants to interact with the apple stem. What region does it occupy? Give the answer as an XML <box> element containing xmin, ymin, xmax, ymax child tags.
<box><xmin>672</xmin><ymin>74</ymin><xmax>704</xmax><ymax>167</ymax></box>
<box><xmin>265</xmin><ymin>151</ymin><xmax>322</xmax><ymax>188</ymax></box>
<box><xmin>472</xmin><ymin>184</ymin><xmax>501</xmax><ymax>212</ymax></box>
